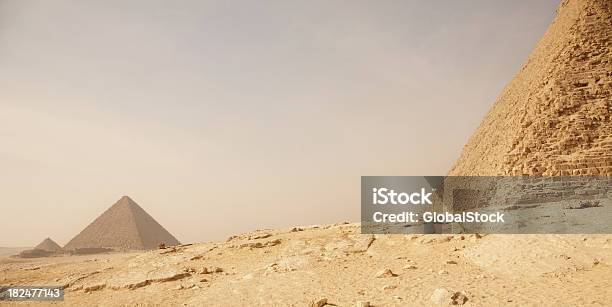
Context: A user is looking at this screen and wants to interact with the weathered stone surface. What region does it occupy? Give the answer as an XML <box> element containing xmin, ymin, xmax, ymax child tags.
<box><xmin>83</xmin><ymin>283</ymin><xmax>106</xmax><ymax>293</ymax></box>
<box><xmin>450</xmin><ymin>0</ymin><xmax>612</xmax><ymax>177</ymax></box>
<box><xmin>239</xmin><ymin>239</ymin><xmax>282</xmax><ymax>249</ymax></box>
<box><xmin>199</xmin><ymin>266</ymin><xmax>223</xmax><ymax>274</ymax></box>
<box><xmin>106</xmin><ymin>267</ymin><xmax>191</xmax><ymax>290</ymax></box>
<box><xmin>323</xmin><ymin>234</ymin><xmax>375</xmax><ymax>256</ymax></box>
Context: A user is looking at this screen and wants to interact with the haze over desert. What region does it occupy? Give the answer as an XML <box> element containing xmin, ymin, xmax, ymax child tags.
<box><xmin>1</xmin><ymin>0</ymin><xmax>611</xmax><ymax>306</ymax></box>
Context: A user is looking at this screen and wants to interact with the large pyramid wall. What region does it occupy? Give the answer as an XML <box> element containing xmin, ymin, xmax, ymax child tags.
<box><xmin>450</xmin><ymin>0</ymin><xmax>611</xmax><ymax>176</ymax></box>
<box><xmin>64</xmin><ymin>196</ymin><xmax>180</xmax><ymax>251</ymax></box>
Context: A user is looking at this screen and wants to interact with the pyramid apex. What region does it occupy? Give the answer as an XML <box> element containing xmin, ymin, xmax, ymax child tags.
<box><xmin>116</xmin><ymin>195</ymin><xmax>138</xmax><ymax>206</ymax></box>
<box><xmin>120</xmin><ymin>195</ymin><xmax>133</xmax><ymax>201</ymax></box>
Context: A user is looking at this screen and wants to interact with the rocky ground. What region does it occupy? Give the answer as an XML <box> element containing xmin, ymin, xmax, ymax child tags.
<box><xmin>2</xmin><ymin>223</ymin><xmax>611</xmax><ymax>306</ymax></box>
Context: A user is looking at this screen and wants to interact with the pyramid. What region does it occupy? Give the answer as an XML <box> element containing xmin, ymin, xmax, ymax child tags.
<box><xmin>64</xmin><ymin>196</ymin><xmax>180</xmax><ymax>251</ymax></box>
<box><xmin>450</xmin><ymin>0</ymin><xmax>611</xmax><ymax>176</ymax></box>
<box><xmin>34</xmin><ymin>238</ymin><xmax>62</xmax><ymax>252</ymax></box>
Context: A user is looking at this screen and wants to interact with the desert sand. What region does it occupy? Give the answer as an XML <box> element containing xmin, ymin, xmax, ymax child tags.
<box><xmin>1</xmin><ymin>225</ymin><xmax>611</xmax><ymax>306</ymax></box>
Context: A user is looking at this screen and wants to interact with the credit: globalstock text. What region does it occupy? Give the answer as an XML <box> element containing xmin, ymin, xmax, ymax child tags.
<box><xmin>370</xmin><ymin>188</ymin><xmax>505</xmax><ymax>223</ymax></box>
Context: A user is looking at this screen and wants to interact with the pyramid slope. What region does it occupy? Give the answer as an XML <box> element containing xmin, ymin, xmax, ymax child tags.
<box><xmin>450</xmin><ymin>0</ymin><xmax>611</xmax><ymax>176</ymax></box>
<box><xmin>64</xmin><ymin>196</ymin><xmax>180</xmax><ymax>251</ymax></box>
<box><xmin>34</xmin><ymin>238</ymin><xmax>62</xmax><ymax>252</ymax></box>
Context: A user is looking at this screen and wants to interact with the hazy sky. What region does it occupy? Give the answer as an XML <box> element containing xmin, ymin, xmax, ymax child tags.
<box><xmin>0</xmin><ymin>0</ymin><xmax>559</xmax><ymax>246</ymax></box>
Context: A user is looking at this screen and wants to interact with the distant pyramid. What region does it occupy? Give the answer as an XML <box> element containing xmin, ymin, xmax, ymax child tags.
<box><xmin>64</xmin><ymin>196</ymin><xmax>180</xmax><ymax>251</ymax></box>
<box><xmin>450</xmin><ymin>0</ymin><xmax>611</xmax><ymax>176</ymax></box>
<box><xmin>34</xmin><ymin>238</ymin><xmax>62</xmax><ymax>252</ymax></box>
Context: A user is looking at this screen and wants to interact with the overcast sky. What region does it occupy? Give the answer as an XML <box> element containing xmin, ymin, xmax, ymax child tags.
<box><xmin>0</xmin><ymin>0</ymin><xmax>559</xmax><ymax>246</ymax></box>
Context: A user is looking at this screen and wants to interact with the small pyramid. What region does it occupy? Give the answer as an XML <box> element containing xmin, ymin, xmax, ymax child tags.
<box><xmin>63</xmin><ymin>196</ymin><xmax>180</xmax><ymax>251</ymax></box>
<box><xmin>34</xmin><ymin>238</ymin><xmax>62</xmax><ymax>252</ymax></box>
<box><xmin>450</xmin><ymin>0</ymin><xmax>611</xmax><ymax>176</ymax></box>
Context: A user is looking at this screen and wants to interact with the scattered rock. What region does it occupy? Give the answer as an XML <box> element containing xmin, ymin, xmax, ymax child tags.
<box><xmin>565</xmin><ymin>200</ymin><xmax>601</xmax><ymax>209</ymax></box>
<box><xmin>107</xmin><ymin>269</ymin><xmax>192</xmax><ymax>290</ymax></box>
<box><xmin>417</xmin><ymin>236</ymin><xmax>452</xmax><ymax>245</ymax></box>
<box><xmin>347</xmin><ymin>235</ymin><xmax>375</xmax><ymax>253</ymax></box>
<box><xmin>159</xmin><ymin>247</ymin><xmax>178</xmax><ymax>254</ymax></box>
<box><xmin>431</xmin><ymin>288</ymin><xmax>469</xmax><ymax>305</ymax></box>
<box><xmin>199</xmin><ymin>267</ymin><xmax>223</xmax><ymax>274</ymax></box>
<box><xmin>250</xmin><ymin>233</ymin><xmax>272</xmax><ymax>240</ymax></box>
<box><xmin>446</xmin><ymin>260</ymin><xmax>458</xmax><ymax>265</ymax></box>
<box><xmin>451</xmin><ymin>291</ymin><xmax>469</xmax><ymax>305</ymax></box>
<box><xmin>309</xmin><ymin>297</ymin><xmax>328</xmax><ymax>307</ymax></box>
<box><xmin>239</xmin><ymin>239</ymin><xmax>282</xmax><ymax>249</ymax></box>
<box><xmin>63</xmin><ymin>271</ymin><xmax>102</xmax><ymax>289</ymax></box>
<box><xmin>403</xmin><ymin>264</ymin><xmax>417</xmax><ymax>270</ymax></box>
<box><xmin>375</xmin><ymin>269</ymin><xmax>398</xmax><ymax>278</ymax></box>
<box><xmin>438</xmin><ymin>270</ymin><xmax>448</xmax><ymax>275</ymax></box>
<box><xmin>155</xmin><ymin>273</ymin><xmax>192</xmax><ymax>283</ymax></box>
<box><xmin>267</xmin><ymin>239</ymin><xmax>282</xmax><ymax>246</ymax></box>
<box><xmin>470</xmin><ymin>234</ymin><xmax>483</xmax><ymax>242</ymax></box>
<box><xmin>382</xmin><ymin>284</ymin><xmax>397</xmax><ymax>290</ymax></box>
<box><xmin>83</xmin><ymin>283</ymin><xmax>106</xmax><ymax>293</ymax></box>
